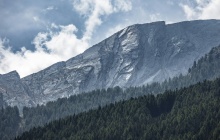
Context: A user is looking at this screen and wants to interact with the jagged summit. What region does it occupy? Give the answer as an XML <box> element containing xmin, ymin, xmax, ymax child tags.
<box><xmin>1</xmin><ymin>20</ymin><xmax>220</xmax><ymax>111</ymax></box>
<box><xmin>1</xmin><ymin>70</ymin><xmax>20</xmax><ymax>79</ymax></box>
<box><xmin>0</xmin><ymin>71</ymin><xmax>34</xmax><ymax>112</ymax></box>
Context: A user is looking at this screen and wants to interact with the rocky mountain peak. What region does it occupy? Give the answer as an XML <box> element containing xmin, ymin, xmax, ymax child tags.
<box><xmin>2</xmin><ymin>20</ymin><xmax>220</xmax><ymax>112</ymax></box>
<box><xmin>0</xmin><ymin>71</ymin><xmax>34</xmax><ymax>112</ymax></box>
<box><xmin>1</xmin><ymin>70</ymin><xmax>20</xmax><ymax>80</ymax></box>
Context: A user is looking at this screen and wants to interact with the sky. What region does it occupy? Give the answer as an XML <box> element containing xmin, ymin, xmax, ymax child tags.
<box><xmin>0</xmin><ymin>0</ymin><xmax>220</xmax><ymax>77</ymax></box>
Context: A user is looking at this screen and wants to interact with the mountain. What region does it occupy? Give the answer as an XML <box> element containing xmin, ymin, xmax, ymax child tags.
<box><xmin>15</xmin><ymin>78</ymin><xmax>220</xmax><ymax>140</ymax></box>
<box><xmin>2</xmin><ymin>20</ymin><xmax>220</xmax><ymax>110</ymax></box>
<box><xmin>2</xmin><ymin>43</ymin><xmax>220</xmax><ymax>139</ymax></box>
<box><xmin>20</xmin><ymin>44</ymin><xmax>220</xmax><ymax>132</ymax></box>
<box><xmin>0</xmin><ymin>71</ymin><xmax>34</xmax><ymax>112</ymax></box>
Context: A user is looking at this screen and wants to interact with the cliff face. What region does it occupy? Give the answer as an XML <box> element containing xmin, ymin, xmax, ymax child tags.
<box><xmin>0</xmin><ymin>71</ymin><xmax>34</xmax><ymax>112</ymax></box>
<box><xmin>1</xmin><ymin>20</ymin><xmax>220</xmax><ymax>110</ymax></box>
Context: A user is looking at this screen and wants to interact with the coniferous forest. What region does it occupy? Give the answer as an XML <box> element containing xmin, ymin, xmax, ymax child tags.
<box><xmin>0</xmin><ymin>106</ymin><xmax>20</xmax><ymax>140</ymax></box>
<box><xmin>1</xmin><ymin>45</ymin><xmax>220</xmax><ymax>139</ymax></box>
<box><xmin>16</xmin><ymin>78</ymin><xmax>220</xmax><ymax>140</ymax></box>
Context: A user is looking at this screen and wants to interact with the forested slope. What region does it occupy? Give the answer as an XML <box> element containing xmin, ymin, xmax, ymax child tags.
<box><xmin>0</xmin><ymin>106</ymin><xmax>20</xmax><ymax>140</ymax></box>
<box><xmin>16</xmin><ymin>78</ymin><xmax>220</xmax><ymax>140</ymax></box>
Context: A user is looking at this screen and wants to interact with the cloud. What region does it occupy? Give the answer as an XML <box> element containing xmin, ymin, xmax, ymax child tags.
<box><xmin>0</xmin><ymin>24</ymin><xmax>88</xmax><ymax>77</ymax></box>
<box><xmin>46</xmin><ymin>6</ymin><xmax>54</xmax><ymax>11</ymax></box>
<box><xmin>180</xmin><ymin>4</ymin><xmax>197</xmax><ymax>19</ymax></box>
<box><xmin>199</xmin><ymin>0</ymin><xmax>220</xmax><ymax>19</ymax></box>
<box><xmin>149</xmin><ymin>13</ymin><xmax>161</xmax><ymax>21</ymax></box>
<box><xmin>180</xmin><ymin>0</ymin><xmax>220</xmax><ymax>20</ymax></box>
<box><xmin>43</xmin><ymin>24</ymin><xmax>88</xmax><ymax>57</ymax></box>
<box><xmin>33</xmin><ymin>16</ymin><xmax>41</xmax><ymax>22</ymax></box>
<box><xmin>72</xmin><ymin>0</ymin><xmax>132</xmax><ymax>41</ymax></box>
<box><xmin>0</xmin><ymin>0</ymin><xmax>132</xmax><ymax>77</ymax></box>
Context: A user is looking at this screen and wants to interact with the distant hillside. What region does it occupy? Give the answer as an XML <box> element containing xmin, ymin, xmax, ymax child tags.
<box><xmin>16</xmin><ymin>78</ymin><xmax>220</xmax><ymax>140</ymax></box>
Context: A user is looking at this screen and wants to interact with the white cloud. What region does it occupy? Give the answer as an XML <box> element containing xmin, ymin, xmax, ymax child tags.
<box><xmin>46</xmin><ymin>6</ymin><xmax>54</xmax><ymax>11</ymax></box>
<box><xmin>0</xmin><ymin>24</ymin><xmax>88</xmax><ymax>77</ymax></box>
<box><xmin>0</xmin><ymin>0</ymin><xmax>132</xmax><ymax>77</ymax></box>
<box><xmin>113</xmin><ymin>0</ymin><xmax>132</xmax><ymax>12</ymax></box>
<box><xmin>181</xmin><ymin>0</ymin><xmax>220</xmax><ymax>20</ymax></box>
<box><xmin>73</xmin><ymin>0</ymin><xmax>132</xmax><ymax>41</ymax></box>
<box><xmin>33</xmin><ymin>16</ymin><xmax>39</xmax><ymax>22</ymax></box>
<box><xmin>180</xmin><ymin>4</ymin><xmax>197</xmax><ymax>19</ymax></box>
<box><xmin>199</xmin><ymin>0</ymin><xmax>220</xmax><ymax>19</ymax></box>
<box><xmin>44</xmin><ymin>24</ymin><xmax>88</xmax><ymax>57</ymax></box>
<box><xmin>149</xmin><ymin>13</ymin><xmax>161</xmax><ymax>22</ymax></box>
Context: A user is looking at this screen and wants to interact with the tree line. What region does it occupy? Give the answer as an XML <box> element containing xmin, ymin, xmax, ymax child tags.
<box><xmin>16</xmin><ymin>78</ymin><xmax>220</xmax><ymax>140</ymax></box>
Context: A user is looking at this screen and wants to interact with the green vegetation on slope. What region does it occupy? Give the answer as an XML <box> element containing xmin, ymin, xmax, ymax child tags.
<box><xmin>16</xmin><ymin>79</ymin><xmax>220</xmax><ymax>140</ymax></box>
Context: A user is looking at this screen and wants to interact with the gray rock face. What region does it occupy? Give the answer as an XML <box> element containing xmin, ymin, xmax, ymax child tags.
<box><xmin>1</xmin><ymin>20</ymin><xmax>220</xmax><ymax>110</ymax></box>
<box><xmin>0</xmin><ymin>92</ymin><xmax>3</xmax><ymax>108</ymax></box>
<box><xmin>0</xmin><ymin>71</ymin><xmax>35</xmax><ymax>112</ymax></box>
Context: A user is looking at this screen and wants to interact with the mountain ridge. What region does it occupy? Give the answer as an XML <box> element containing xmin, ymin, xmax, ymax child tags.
<box><xmin>20</xmin><ymin>44</ymin><xmax>220</xmax><ymax>133</ymax></box>
<box><xmin>1</xmin><ymin>19</ymin><xmax>220</xmax><ymax>111</ymax></box>
<box><xmin>2</xmin><ymin>43</ymin><xmax>220</xmax><ymax>139</ymax></box>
